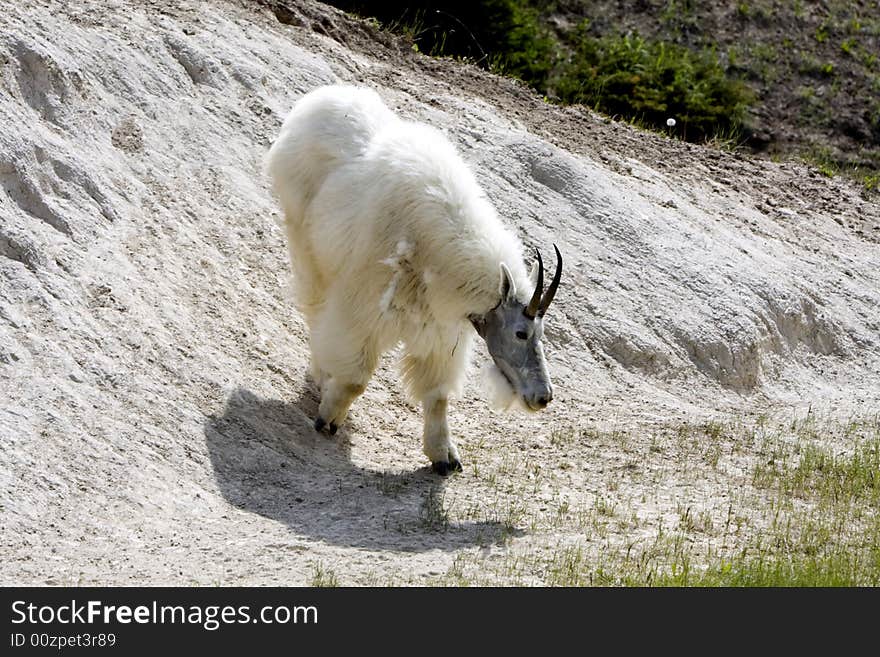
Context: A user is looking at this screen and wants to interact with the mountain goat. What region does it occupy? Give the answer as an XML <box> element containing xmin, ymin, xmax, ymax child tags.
<box><xmin>266</xmin><ymin>84</ymin><xmax>562</xmax><ymax>475</ymax></box>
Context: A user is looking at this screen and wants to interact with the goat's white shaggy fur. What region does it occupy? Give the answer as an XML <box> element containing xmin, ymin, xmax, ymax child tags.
<box><xmin>267</xmin><ymin>85</ymin><xmax>530</xmax><ymax>465</ymax></box>
<box><xmin>482</xmin><ymin>362</ymin><xmax>519</xmax><ymax>411</ymax></box>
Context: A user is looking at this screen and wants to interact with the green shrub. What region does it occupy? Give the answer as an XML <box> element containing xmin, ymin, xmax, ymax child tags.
<box><xmin>551</xmin><ymin>27</ymin><xmax>752</xmax><ymax>142</ymax></box>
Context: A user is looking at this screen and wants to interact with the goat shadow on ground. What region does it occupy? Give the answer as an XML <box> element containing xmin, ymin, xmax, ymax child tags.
<box><xmin>204</xmin><ymin>384</ymin><xmax>517</xmax><ymax>552</ymax></box>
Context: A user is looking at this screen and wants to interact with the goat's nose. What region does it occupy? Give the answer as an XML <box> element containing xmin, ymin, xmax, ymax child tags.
<box><xmin>536</xmin><ymin>392</ymin><xmax>552</xmax><ymax>408</ymax></box>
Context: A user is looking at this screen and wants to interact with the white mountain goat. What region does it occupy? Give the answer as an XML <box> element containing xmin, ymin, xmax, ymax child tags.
<box><xmin>266</xmin><ymin>85</ymin><xmax>562</xmax><ymax>475</ymax></box>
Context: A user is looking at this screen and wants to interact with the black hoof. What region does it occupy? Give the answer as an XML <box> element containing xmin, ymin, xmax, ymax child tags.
<box><xmin>431</xmin><ymin>460</ymin><xmax>462</xmax><ymax>476</ymax></box>
<box><xmin>314</xmin><ymin>417</ymin><xmax>339</xmax><ymax>436</ymax></box>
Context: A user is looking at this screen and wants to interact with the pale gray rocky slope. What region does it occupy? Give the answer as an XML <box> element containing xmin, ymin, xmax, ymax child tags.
<box><xmin>1</xmin><ymin>0</ymin><xmax>877</xmax><ymax>584</ymax></box>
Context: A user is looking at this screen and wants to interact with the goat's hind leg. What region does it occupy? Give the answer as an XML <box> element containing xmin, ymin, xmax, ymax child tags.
<box><xmin>310</xmin><ymin>302</ymin><xmax>377</xmax><ymax>435</ymax></box>
<box><xmin>285</xmin><ymin>229</ymin><xmax>331</xmax><ymax>389</ymax></box>
<box><xmin>314</xmin><ymin>378</ymin><xmax>371</xmax><ymax>435</ymax></box>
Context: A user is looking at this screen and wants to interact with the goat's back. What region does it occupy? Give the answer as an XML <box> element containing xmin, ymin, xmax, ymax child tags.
<box><xmin>266</xmin><ymin>85</ymin><xmax>395</xmax><ymax>225</ymax></box>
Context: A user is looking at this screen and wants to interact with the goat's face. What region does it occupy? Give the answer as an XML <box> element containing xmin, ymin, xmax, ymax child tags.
<box><xmin>472</xmin><ymin>246</ymin><xmax>562</xmax><ymax>412</ymax></box>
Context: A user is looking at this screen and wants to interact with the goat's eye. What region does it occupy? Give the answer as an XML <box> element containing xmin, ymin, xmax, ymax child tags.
<box><xmin>515</xmin><ymin>330</ymin><xmax>528</xmax><ymax>340</ymax></box>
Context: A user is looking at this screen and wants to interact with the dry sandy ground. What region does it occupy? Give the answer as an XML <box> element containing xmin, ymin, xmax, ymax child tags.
<box><xmin>1</xmin><ymin>0</ymin><xmax>878</xmax><ymax>585</ymax></box>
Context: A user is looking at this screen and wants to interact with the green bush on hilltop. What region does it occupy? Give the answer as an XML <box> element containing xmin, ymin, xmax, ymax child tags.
<box><xmin>552</xmin><ymin>25</ymin><xmax>752</xmax><ymax>142</ymax></box>
<box><xmin>326</xmin><ymin>1</ymin><xmax>752</xmax><ymax>143</ymax></box>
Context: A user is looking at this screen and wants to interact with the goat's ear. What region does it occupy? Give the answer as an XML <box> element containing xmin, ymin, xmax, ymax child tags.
<box><xmin>498</xmin><ymin>263</ymin><xmax>517</xmax><ymax>301</ymax></box>
<box><xmin>528</xmin><ymin>259</ymin><xmax>539</xmax><ymax>286</ymax></box>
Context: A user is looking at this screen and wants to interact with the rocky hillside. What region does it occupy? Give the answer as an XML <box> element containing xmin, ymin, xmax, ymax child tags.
<box><xmin>1</xmin><ymin>0</ymin><xmax>878</xmax><ymax>585</ymax></box>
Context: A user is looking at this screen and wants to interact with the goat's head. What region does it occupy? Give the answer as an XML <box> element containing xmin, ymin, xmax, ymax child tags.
<box><xmin>471</xmin><ymin>245</ymin><xmax>562</xmax><ymax>412</ymax></box>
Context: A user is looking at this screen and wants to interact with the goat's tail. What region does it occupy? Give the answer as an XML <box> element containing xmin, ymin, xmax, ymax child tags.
<box><xmin>266</xmin><ymin>84</ymin><xmax>393</xmax><ymax>230</ymax></box>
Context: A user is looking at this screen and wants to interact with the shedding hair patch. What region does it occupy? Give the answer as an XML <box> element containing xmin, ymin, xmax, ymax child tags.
<box><xmin>379</xmin><ymin>240</ymin><xmax>413</xmax><ymax>312</ymax></box>
<box><xmin>379</xmin><ymin>277</ymin><xmax>398</xmax><ymax>313</ymax></box>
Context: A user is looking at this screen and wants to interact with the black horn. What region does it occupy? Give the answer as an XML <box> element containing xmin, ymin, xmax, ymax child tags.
<box><xmin>524</xmin><ymin>248</ymin><xmax>543</xmax><ymax>319</ymax></box>
<box><xmin>537</xmin><ymin>244</ymin><xmax>562</xmax><ymax>317</ymax></box>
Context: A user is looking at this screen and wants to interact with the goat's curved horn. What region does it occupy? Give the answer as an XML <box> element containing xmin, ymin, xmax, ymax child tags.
<box><xmin>524</xmin><ymin>248</ymin><xmax>543</xmax><ymax>319</ymax></box>
<box><xmin>538</xmin><ymin>244</ymin><xmax>562</xmax><ymax>317</ymax></box>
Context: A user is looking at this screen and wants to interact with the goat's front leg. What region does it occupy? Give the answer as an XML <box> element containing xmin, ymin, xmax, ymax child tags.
<box><xmin>404</xmin><ymin>326</ymin><xmax>471</xmax><ymax>475</ymax></box>
<box><xmin>423</xmin><ymin>393</ymin><xmax>461</xmax><ymax>476</ymax></box>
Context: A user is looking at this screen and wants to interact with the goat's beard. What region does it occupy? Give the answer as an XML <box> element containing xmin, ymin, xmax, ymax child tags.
<box><xmin>481</xmin><ymin>362</ymin><xmax>527</xmax><ymax>412</ymax></box>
